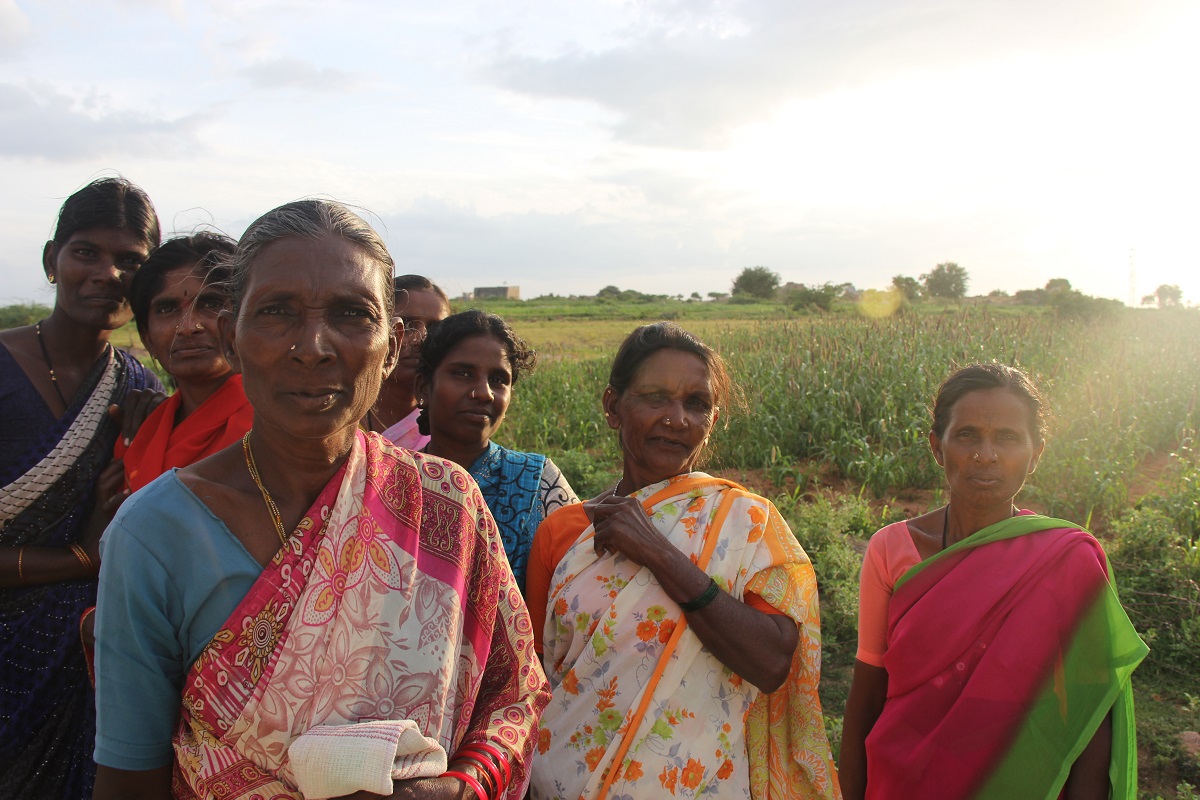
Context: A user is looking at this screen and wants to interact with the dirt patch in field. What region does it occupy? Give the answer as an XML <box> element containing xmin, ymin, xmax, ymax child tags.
<box><xmin>1127</xmin><ymin>450</ymin><xmax>1177</xmax><ymax>501</ymax></box>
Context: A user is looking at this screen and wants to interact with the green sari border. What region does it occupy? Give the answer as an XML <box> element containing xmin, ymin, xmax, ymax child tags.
<box><xmin>893</xmin><ymin>513</ymin><xmax>1080</xmax><ymax>593</ymax></box>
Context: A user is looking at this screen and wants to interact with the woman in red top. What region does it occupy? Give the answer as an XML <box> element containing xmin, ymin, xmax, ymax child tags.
<box><xmin>116</xmin><ymin>232</ymin><xmax>253</xmax><ymax>493</ymax></box>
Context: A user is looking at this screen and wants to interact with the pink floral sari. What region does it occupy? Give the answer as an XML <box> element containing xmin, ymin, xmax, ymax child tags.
<box><xmin>171</xmin><ymin>431</ymin><xmax>549</xmax><ymax>799</ymax></box>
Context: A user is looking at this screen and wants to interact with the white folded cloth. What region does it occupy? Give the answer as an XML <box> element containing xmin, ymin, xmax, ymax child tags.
<box><xmin>287</xmin><ymin>719</ymin><xmax>448</xmax><ymax>799</ymax></box>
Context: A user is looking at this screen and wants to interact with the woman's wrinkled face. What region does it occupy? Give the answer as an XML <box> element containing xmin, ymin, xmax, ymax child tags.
<box><xmin>44</xmin><ymin>227</ymin><xmax>150</xmax><ymax>331</ymax></box>
<box><xmin>603</xmin><ymin>348</ymin><xmax>719</xmax><ymax>487</ymax></box>
<box><xmin>419</xmin><ymin>333</ymin><xmax>513</xmax><ymax>452</ymax></box>
<box><xmin>143</xmin><ymin>264</ymin><xmax>232</xmax><ymax>385</ymax></box>
<box><xmin>225</xmin><ymin>234</ymin><xmax>396</xmax><ymax>441</ymax></box>
<box><xmin>930</xmin><ymin>387</ymin><xmax>1044</xmax><ymax>511</ymax></box>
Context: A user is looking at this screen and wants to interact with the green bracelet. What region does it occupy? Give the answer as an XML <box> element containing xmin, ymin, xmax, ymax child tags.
<box><xmin>679</xmin><ymin>577</ymin><xmax>720</xmax><ymax>612</ymax></box>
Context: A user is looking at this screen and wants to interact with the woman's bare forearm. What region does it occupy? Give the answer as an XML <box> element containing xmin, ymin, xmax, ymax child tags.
<box><xmin>0</xmin><ymin>544</ymin><xmax>95</xmax><ymax>588</ymax></box>
<box><xmin>644</xmin><ymin>543</ymin><xmax>797</xmax><ymax>693</ymax></box>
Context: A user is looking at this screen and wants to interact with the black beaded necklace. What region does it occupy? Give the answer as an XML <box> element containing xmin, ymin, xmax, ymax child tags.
<box><xmin>941</xmin><ymin>504</ymin><xmax>950</xmax><ymax>551</ymax></box>
<box><xmin>35</xmin><ymin>321</ymin><xmax>69</xmax><ymax>409</ymax></box>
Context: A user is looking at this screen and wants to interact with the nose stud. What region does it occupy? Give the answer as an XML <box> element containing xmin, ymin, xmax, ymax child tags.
<box><xmin>665</xmin><ymin>418</ymin><xmax>671</xmax><ymax>425</ymax></box>
<box><xmin>973</xmin><ymin>453</ymin><xmax>981</xmax><ymax>462</ymax></box>
<box><xmin>470</xmin><ymin>389</ymin><xmax>477</xmax><ymax>399</ymax></box>
<box><xmin>290</xmin><ymin>344</ymin><xmax>297</xmax><ymax>351</ymax></box>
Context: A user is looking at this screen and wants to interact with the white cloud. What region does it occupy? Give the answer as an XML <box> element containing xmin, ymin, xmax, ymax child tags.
<box><xmin>0</xmin><ymin>83</ymin><xmax>209</xmax><ymax>161</ymax></box>
<box><xmin>0</xmin><ymin>0</ymin><xmax>30</xmax><ymax>53</ymax></box>
<box><xmin>238</xmin><ymin>57</ymin><xmax>366</xmax><ymax>92</ymax></box>
<box><xmin>484</xmin><ymin>0</ymin><xmax>1174</xmax><ymax>148</ymax></box>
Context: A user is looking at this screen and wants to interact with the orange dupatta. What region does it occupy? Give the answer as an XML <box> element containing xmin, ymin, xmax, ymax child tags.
<box><xmin>116</xmin><ymin>375</ymin><xmax>253</xmax><ymax>492</ymax></box>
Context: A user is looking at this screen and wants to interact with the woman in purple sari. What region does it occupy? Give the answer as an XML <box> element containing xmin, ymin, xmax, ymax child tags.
<box><xmin>0</xmin><ymin>177</ymin><xmax>163</xmax><ymax>798</ymax></box>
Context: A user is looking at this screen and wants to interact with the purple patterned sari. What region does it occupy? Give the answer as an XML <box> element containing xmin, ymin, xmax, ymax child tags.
<box><xmin>0</xmin><ymin>344</ymin><xmax>160</xmax><ymax>799</ymax></box>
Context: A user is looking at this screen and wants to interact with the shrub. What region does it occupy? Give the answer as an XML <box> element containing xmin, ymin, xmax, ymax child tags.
<box><xmin>776</xmin><ymin>494</ymin><xmax>891</xmax><ymax>653</ymax></box>
<box><xmin>0</xmin><ymin>303</ymin><xmax>53</xmax><ymax>329</ymax></box>
<box><xmin>1109</xmin><ymin>466</ymin><xmax>1200</xmax><ymax>680</ymax></box>
<box><xmin>546</xmin><ymin>449</ymin><xmax>620</xmax><ymax>500</ymax></box>
<box><xmin>786</xmin><ymin>283</ymin><xmax>839</xmax><ymax>313</ymax></box>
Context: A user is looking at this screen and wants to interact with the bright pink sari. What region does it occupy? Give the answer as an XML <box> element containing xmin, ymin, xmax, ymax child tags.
<box><xmin>171</xmin><ymin>432</ymin><xmax>549</xmax><ymax>799</ymax></box>
<box><xmin>866</xmin><ymin>515</ymin><xmax>1145</xmax><ymax>799</ymax></box>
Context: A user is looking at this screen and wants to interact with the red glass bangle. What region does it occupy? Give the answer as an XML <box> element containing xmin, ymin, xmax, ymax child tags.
<box><xmin>443</xmin><ymin>769</ymin><xmax>488</xmax><ymax>800</ymax></box>
<box><xmin>455</xmin><ymin>752</ymin><xmax>502</xmax><ymax>797</ymax></box>
<box><xmin>458</xmin><ymin>741</ymin><xmax>512</xmax><ymax>787</ymax></box>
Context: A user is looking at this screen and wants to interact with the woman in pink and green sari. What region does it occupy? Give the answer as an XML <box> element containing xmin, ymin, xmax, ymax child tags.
<box><xmin>92</xmin><ymin>200</ymin><xmax>549</xmax><ymax>800</ymax></box>
<box><xmin>839</xmin><ymin>364</ymin><xmax>1147</xmax><ymax>800</ymax></box>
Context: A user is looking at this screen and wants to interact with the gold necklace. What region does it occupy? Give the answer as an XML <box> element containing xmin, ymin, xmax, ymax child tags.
<box><xmin>242</xmin><ymin>433</ymin><xmax>288</xmax><ymax>547</ymax></box>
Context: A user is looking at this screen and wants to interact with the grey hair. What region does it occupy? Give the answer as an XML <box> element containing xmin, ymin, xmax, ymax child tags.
<box><xmin>228</xmin><ymin>200</ymin><xmax>395</xmax><ymax>318</ymax></box>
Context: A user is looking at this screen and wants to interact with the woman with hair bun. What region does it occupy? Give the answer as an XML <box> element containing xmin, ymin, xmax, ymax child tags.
<box><xmin>839</xmin><ymin>363</ymin><xmax>1147</xmax><ymax>800</ymax></box>
<box><xmin>370</xmin><ymin>274</ymin><xmax>451</xmax><ymax>450</ymax></box>
<box><xmin>0</xmin><ymin>176</ymin><xmax>163</xmax><ymax>799</ymax></box>
<box><xmin>414</xmin><ymin>309</ymin><xmax>578</xmax><ymax>590</ymax></box>
<box><xmin>527</xmin><ymin>322</ymin><xmax>838</xmax><ymax>800</ymax></box>
<box><xmin>116</xmin><ymin>231</ymin><xmax>251</xmax><ymax>492</ymax></box>
<box><xmin>93</xmin><ymin>200</ymin><xmax>548</xmax><ymax>800</ymax></box>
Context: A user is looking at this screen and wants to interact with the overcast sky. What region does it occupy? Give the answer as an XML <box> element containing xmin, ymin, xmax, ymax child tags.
<box><xmin>1</xmin><ymin>0</ymin><xmax>1197</xmax><ymax>306</ymax></box>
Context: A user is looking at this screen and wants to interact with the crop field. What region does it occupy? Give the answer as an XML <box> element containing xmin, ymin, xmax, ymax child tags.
<box><xmin>491</xmin><ymin>304</ymin><xmax>1200</xmax><ymax>797</ymax></box>
<box><xmin>502</xmin><ymin>307</ymin><xmax>1199</xmax><ymax>523</ymax></box>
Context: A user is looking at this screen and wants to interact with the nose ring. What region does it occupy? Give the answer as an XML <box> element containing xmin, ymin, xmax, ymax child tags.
<box><xmin>470</xmin><ymin>389</ymin><xmax>477</xmax><ymax>399</ymax></box>
<box><xmin>289</xmin><ymin>344</ymin><xmax>297</xmax><ymax>351</ymax></box>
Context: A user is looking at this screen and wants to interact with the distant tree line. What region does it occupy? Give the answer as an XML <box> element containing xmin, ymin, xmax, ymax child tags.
<box><xmin>720</xmin><ymin>264</ymin><xmax>1186</xmax><ymax>319</ymax></box>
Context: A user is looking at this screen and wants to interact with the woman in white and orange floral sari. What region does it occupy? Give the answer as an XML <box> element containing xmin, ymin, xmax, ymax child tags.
<box><xmin>93</xmin><ymin>200</ymin><xmax>549</xmax><ymax>800</ymax></box>
<box><xmin>525</xmin><ymin>323</ymin><xmax>839</xmax><ymax>800</ymax></box>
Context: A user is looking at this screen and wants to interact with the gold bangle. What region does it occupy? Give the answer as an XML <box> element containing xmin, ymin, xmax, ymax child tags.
<box><xmin>70</xmin><ymin>544</ymin><xmax>96</xmax><ymax>574</ymax></box>
<box><xmin>17</xmin><ymin>546</ymin><xmax>25</xmax><ymax>584</ymax></box>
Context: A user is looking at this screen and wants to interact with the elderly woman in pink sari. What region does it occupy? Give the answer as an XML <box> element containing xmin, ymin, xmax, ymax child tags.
<box><xmin>839</xmin><ymin>364</ymin><xmax>1147</xmax><ymax>800</ymax></box>
<box><xmin>92</xmin><ymin>200</ymin><xmax>549</xmax><ymax>800</ymax></box>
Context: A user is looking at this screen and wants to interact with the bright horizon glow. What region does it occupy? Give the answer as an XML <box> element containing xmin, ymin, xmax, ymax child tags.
<box><xmin>0</xmin><ymin>1</ymin><xmax>1196</xmax><ymax>306</ymax></box>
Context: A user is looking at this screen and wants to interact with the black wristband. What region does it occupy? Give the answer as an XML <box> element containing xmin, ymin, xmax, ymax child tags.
<box><xmin>679</xmin><ymin>577</ymin><xmax>720</xmax><ymax>612</ymax></box>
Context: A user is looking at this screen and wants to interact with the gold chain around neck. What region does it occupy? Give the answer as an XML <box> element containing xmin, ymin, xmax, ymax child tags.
<box><xmin>242</xmin><ymin>433</ymin><xmax>288</xmax><ymax>547</ymax></box>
